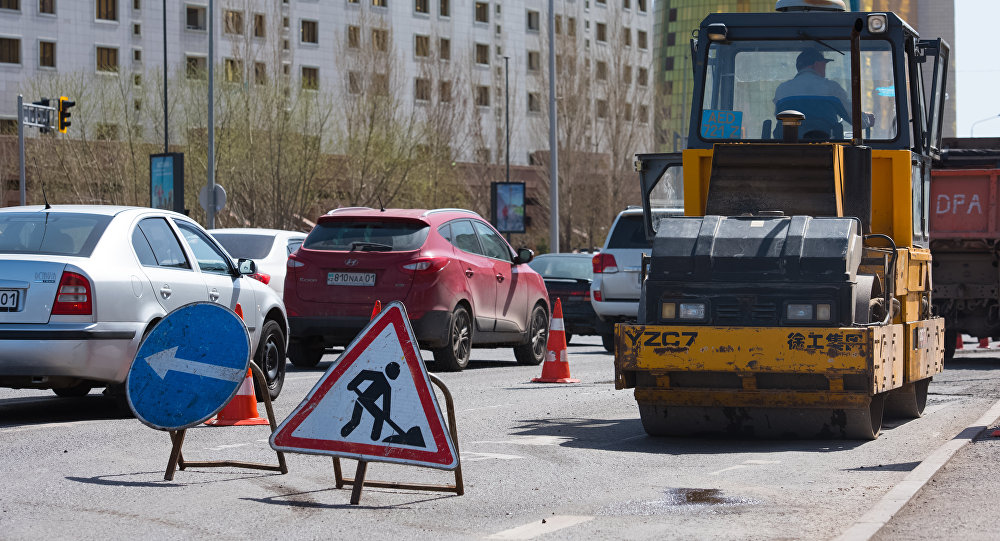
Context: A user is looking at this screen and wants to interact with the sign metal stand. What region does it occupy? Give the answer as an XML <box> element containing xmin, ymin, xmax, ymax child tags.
<box><xmin>163</xmin><ymin>361</ymin><xmax>288</xmax><ymax>480</ymax></box>
<box><xmin>331</xmin><ymin>374</ymin><xmax>464</xmax><ymax>504</ymax></box>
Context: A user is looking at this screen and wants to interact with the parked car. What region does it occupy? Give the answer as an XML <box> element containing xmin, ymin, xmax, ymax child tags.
<box><xmin>0</xmin><ymin>205</ymin><xmax>289</xmax><ymax>402</ymax></box>
<box><xmin>591</xmin><ymin>207</ymin><xmax>659</xmax><ymax>352</ymax></box>
<box><xmin>209</xmin><ymin>228</ymin><xmax>306</xmax><ymax>299</ymax></box>
<box><xmin>284</xmin><ymin>207</ymin><xmax>549</xmax><ymax>371</ymax></box>
<box><xmin>527</xmin><ymin>253</ymin><xmax>599</xmax><ymax>343</ymax></box>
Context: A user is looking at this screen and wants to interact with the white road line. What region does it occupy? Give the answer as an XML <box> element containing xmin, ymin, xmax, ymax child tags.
<box><xmin>833</xmin><ymin>397</ymin><xmax>1000</xmax><ymax>541</ymax></box>
<box><xmin>708</xmin><ymin>465</ymin><xmax>748</xmax><ymax>476</ymax></box>
<box><xmin>462</xmin><ymin>452</ymin><xmax>524</xmax><ymax>462</ymax></box>
<box><xmin>744</xmin><ymin>460</ymin><xmax>781</xmax><ymax>465</ymax></box>
<box><xmin>469</xmin><ymin>435</ymin><xmax>574</xmax><ymax>446</ymax></box>
<box><xmin>487</xmin><ymin>515</ymin><xmax>594</xmax><ymax>540</ymax></box>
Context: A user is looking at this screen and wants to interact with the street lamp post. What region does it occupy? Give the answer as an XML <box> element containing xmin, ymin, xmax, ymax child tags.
<box><xmin>548</xmin><ymin>0</ymin><xmax>559</xmax><ymax>253</ymax></box>
<box><xmin>970</xmin><ymin>114</ymin><xmax>1000</xmax><ymax>137</ymax></box>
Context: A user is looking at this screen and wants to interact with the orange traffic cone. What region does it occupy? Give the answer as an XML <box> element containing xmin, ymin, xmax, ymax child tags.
<box><xmin>532</xmin><ymin>298</ymin><xmax>580</xmax><ymax>384</ymax></box>
<box><xmin>205</xmin><ymin>369</ymin><xmax>269</xmax><ymax>426</ymax></box>
<box><xmin>980</xmin><ymin>337</ymin><xmax>990</xmax><ymax>349</ymax></box>
<box><xmin>371</xmin><ymin>300</ymin><xmax>382</xmax><ymax>320</ymax></box>
<box><xmin>956</xmin><ymin>335</ymin><xmax>964</xmax><ymax>350</ymax></box>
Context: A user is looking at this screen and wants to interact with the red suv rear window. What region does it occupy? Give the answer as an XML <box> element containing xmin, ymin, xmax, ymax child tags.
<box><xmin>304</xmin><ymin>219</ymin><xmax>430</xmax><ymax>252</ymax></box>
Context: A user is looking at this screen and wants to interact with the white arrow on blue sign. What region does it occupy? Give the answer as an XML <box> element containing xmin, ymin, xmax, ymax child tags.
<box><xmin>127</xmin><ymin>302</ymin><xmax>251</xmax><ymax>431</ymax></box>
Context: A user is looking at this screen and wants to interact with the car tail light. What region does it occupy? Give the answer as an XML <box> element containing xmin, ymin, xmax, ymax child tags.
<box><xmin>584</xmin><ymin>290</ymin><xmax>591</xmax><ymax>301</ymax></box>
<box><xmin>401</xmin><ymin>257</ymin><xmax>449</xmax><ymax>274</ymax></box>
<box><xmin>593</xmin><ymin>289</ymin><xmax>602</xmax><ymax>302</ymax></box>
<box><xmin>52</xmin><ymin>271</ymin><xmax>92</xmax><ymax>315</ymax></box>
<box><xmin>592</xmin><ymin>253</ymin><xmax>618</xmax><ymax>273</ymax></box>
<box><xmin>287</xmin><ymin>253</ymin><xmax>305</xmax><ymax>268</ymax></box>
<box><xmin>249</xmin><ymin>272</ymin><xmax>271</xmax><ymax>285</ymax></box>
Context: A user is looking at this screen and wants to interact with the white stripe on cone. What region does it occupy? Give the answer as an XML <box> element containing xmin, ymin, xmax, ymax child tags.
<box><xmin>550</xmin><ymin>318</ymin><xmax>565</xmax><ymax>331</ymax></box>
<box><xmin>236</xmin><ymin>371</ymin><xmax>253</xmax><ymax>395</ymax></box>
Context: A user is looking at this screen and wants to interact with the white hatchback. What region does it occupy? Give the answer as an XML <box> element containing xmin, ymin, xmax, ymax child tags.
<box><xmin>0</xmin><ymin>206</ymin><xmax>289</xmax><ymax>402</ymax></box>
<box><xmin>209</xmin><ymin>228</ymin><xmax>306</xmax><ymax>299</ymax></box>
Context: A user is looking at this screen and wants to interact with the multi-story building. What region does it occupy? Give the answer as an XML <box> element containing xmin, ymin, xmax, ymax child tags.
<box><xmin>0</xmin><ymin>0</ymin><xmax>653</xmax><ymax>168</ymax></box>
<box><xmin>654</xmin><ymin>0</ymin><xmax>957</xmax><ymax>150</ymax></box>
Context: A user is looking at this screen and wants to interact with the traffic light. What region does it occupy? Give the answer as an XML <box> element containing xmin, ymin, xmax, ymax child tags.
<box><xmin>33</xmin><ymin>98</ymin><xmax>51</xmax><ymax>134</ymax></box>
<box><xmin>58</xmin><ymin>96</ymin><xmax>75</xmax><ymax>133</ymax></box>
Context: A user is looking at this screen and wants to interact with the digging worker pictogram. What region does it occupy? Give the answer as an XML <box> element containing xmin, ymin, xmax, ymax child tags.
<box><xmin>340</xmin><ymin>362</ymin><xmax>426</xmax><ymax>447</ymax></box>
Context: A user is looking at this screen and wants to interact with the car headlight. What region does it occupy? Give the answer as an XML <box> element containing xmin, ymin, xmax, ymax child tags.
<box><xmin>679</xmin><ymin>302</ymin><xmax>705</xmax><ymax>320</ymax></box>
<box><xmin>661</xmin><ymin>302</ymin><xmax>676</xmax><ymax>320</ymax></box>
<box><xmin>787</xmin><ymin>304</ymin><xmax>813</xmax><ymax>320</ymax></box>
<box><xmin>816</xmin><ymin>303</ymin><xmax>832</xmax><ymax>321</ymax></box>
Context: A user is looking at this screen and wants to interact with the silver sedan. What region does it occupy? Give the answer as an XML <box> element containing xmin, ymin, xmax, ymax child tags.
<box><xmin>0</xmin><ymin>206</ymin><xmax>289</xmax><ymax>402</ymax></box>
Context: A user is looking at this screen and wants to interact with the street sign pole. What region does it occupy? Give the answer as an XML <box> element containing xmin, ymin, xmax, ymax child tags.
<box><xmin>17</xmin><ymin>94</ymin><xmax>25</xmax><ymax>206</ymax></box>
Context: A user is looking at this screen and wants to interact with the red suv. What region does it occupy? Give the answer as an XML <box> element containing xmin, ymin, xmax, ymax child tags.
<box><xmin>284</xmin><ymin>208</ymin><xmax>550</xmax><ymax>371</ymax></box>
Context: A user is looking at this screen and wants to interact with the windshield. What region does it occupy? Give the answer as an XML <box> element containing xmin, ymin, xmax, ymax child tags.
<box><xmin>529</xmin><ymin>255</ymin><xmax>593</xmax><ymax>281</ymax></box>
<box><xmin>304</xmin><ymin>220</ymin><xmax>430</xmax><ymax>252</ymax></box>
<box><xmin>700</xmin><ymin>39</ymin><xmax>897</xmax><ymax>142</ymax></box>
<box><xmin>0</xmin><ymin>212</ymin><xmax>111</xmax><ymax>256</ymax></box>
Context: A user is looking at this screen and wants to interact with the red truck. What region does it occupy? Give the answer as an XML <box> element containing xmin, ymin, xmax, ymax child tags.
<box><xmin>930</xmin><ymin>138</ymin><xmax>1000</xmax><ymax>360</ymax></box>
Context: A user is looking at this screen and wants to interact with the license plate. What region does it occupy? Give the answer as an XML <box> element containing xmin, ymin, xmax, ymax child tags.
<box><xmin>0</xmin><ymin>289</ymin><xmax>19</xmax><ymax>311</ymax></box>
<box><xmin>328</xmin><ymin>272</ymin><xmax>376</xmax><ymax>286</ymax></box>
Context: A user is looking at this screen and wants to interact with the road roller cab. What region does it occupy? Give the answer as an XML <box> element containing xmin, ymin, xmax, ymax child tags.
<box><xmin>615</xmin><ymin>0</ymin><xmax>949</xmax><ymax>439</ymax></box>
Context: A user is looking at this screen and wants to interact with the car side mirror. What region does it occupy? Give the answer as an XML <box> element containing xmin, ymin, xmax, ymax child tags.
<box><xmin>515</xmin><ymin>247</ymin><xmax>534</xmax><ymax>265</ymax></box>
<box><xmin>237</xmin><ymin>258</ymin><xmax>257</xmax><ymax>275</ymax></box>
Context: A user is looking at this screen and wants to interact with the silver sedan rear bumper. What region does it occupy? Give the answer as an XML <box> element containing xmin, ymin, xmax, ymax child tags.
<box><xmin>0</xmin><ymin>322</ymin><xmax>142</xmax><ymax>386</ymax></box>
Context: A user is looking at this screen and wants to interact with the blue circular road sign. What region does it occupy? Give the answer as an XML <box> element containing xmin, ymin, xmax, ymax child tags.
<box><xmin>127</xmin><ymin>302</ymin><xmax>251</xmax><ymax>430</ymax></box>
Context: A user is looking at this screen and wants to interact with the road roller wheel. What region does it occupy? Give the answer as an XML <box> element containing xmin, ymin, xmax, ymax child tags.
<box><xmin>843</xmin><ymin>394</ymin><xmax>885</xmax><ymax>440</ymax></box>
<box><xmin>884</xmin><ymin>379</ymin><xmax>931</xmax><ymax>419</ymax></box>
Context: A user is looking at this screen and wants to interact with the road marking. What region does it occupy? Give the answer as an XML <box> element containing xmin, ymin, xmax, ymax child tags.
<box><xmin>487</xmin><ymin>515</ymin><xmax>594</xmax><ymax>540</ymax></box>
<box><xmin>709</xmin><ymin>460</ymin><xmax>780</xmax><ymax>475</ymax></box>
<box><xmin>709</xmin><ymin>465</ymin><xmax>747</xmax><ymax>475</ymax></box>
<box><xmin>146</xmin><ymin>347</ymin><xmax>246</xmax><ymax>382</ymax></box>
<box><xmin>469</xmin><ymin>435</ymin><xmax>573</xmax><ymax>446</ymax></box>
<box><xmin>833</xmin><ymin>397</ymin><xmax>1000</xmax><ymax>541</ymax></box>
<box><xmin>744</xmin><ymin>460</ymin><xmax>780</xmax><ymax>465</ymax></box>
<box><xmin>462</xmin><ymin>452</ymin><xmax>524</xmax><ymax>462</ymax></box>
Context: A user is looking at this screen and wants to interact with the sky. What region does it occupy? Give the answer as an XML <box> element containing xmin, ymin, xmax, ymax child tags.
<box><xmin>955</xmin><ymin>0</ymin><xmax>1000</xmax><ymax>137</ymax></box>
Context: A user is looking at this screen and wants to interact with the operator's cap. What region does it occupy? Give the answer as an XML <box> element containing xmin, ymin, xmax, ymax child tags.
<box><xmin>796</xmin><ymin>48</ymin><xmax>834</xmax><ymax>70</ymax></box>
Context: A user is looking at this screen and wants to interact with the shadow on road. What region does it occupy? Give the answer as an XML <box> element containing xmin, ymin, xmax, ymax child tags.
<box><xmin>509</xmin><ymin>416</ymin><xmax>867</xmax><ymax>454</ymax></box>
<box><xmin>0</xmin><ymin>394</ymin><xmax>131</xmax><ymax>427</ymax></box>
<box><xmin>240</xmin><ymin>489</ymin><xmax>456</xmax><ymax>509</ymax></box>
<box><xmin>67</xmin><ymin>470</ymin><xmax>280</xmax><ymax>488</ymax></box>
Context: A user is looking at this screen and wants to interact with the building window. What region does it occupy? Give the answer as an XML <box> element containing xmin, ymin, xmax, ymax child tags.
<box><xmin>133</xmin><ymin>48</ymin><xmax>141</xmax><ymax>62</ymax></box>
<box><xmin>372</xmin><ymin>73</ymin><xmax>388</xmax><ymax>95</ymax></box>
<box><xmin>133</xmin><ymin>0</ymin><xmax>139</xmax><ymax>9</ymax></box>
<box><xmin>301</xmin><ymin>66</ymin><xmax>318</xmax><ymax>89</ymax></box>
<box><xmin>254</xmin><ymin>13</ymin><xmax>265</xmax><ymax>37</ymax></box>
<box><xmin>664</xmin><ymin>56</ymin><xmax>674</xmax><ymax>71</ymax></box>
<box><xmin>637</xmin><ymin>30</ymin><xmax>648</xmax><ymax>50</ymax></box>
<box><xmin>96</xmin><ymin>46</ymin><xmax>118</xmax><ymax>71</ymax></box>
<box><xmin>414</xmin><ymin>77</ymin><xmax>430</xmax><ymax>101</ymax></box>
<box><xmin>624</xmin><ymin>103</ymin><xmax>632</xmax><ymax>121</ymax></box>
<box><xmin>283</xmin><ymin>39</ymin><xmax>289</xmax><ymax>51</ymax></box>
<box><xmin>439</xmin><ymin>80</ymin><xmax>451</xmax><ymax>102</ymax></box>
<box><xmin>301</xmin><ymin>19</ymin><xmax>318</xmax><ymax>44</ymax></box>
<box><xmin>637</xmin><ymin>0</ymin><xmax>646</xmax><ymax>12</ymax></box>
<box><xmin>439</xmin><ymin>0</ymin><xmax>448</xmax><ymax>16</ymax></box>
<box><xmin>623</xmin><ymin>65</ymin><xmax>632</xmax><ymax>84</ymax></box>
<box><xmin>348</xmin><ymin>25</ymin><xmax>360</xmax><ymax>48</ymax></box>
<box><xmin>475</xmin><ymin>43</ymin><xmax>488</xmax><ymax>65</ymax></box>
<box><xmin>224</xmin><ymin>58</ymin><xmax>243</xmax><ymax>82</ymax></box>
<box><xmin>638</xmin><ymin>105</ymin><xmax>649</xmax><ymax>123</ymax></box>
<box><xmin>39</xmin><ymin>41</ymin><xmax>54</xmax><ymax>67</ymax></box>
<box><xmin>186</xmin><ymin>56</ymin><xmax>206</xmax><ymax>78</ymax></box>
<box><xmin>476</xmin><ymin>147</ymin><xmax>490</xmax><ymax>162</ymax></box>
<box><xmin>372</xmin><ymin>0</ymin><xmax>386</xmax><ymax>6</ymax></box>
<box><xmin>474</xmin><ymin>2</ymin><xmax>487</xmax><ymax>23</ymax></box>
<box><xmin>555</xmin><ymin>15</ymin><xmax>561</xmax><ymax>34</ymax></box>
<box><xmin>96</xmin><ymin>0</ymin><xmax>116</xmax><ymax>21</ymax></box>
<box><xmin>526</xmin><ymin>10</ymin><xmax>539</xmax><ymax>32</ymax></box>
<box><xmin>39</xmin><ymin>0</ymin><xmax>55</xmax><ymax>14</ymax></box>
<box><xmin>186</xmin><ymin>6</ymin><xmax>206</xmax><ymax>30</ymax></box>
<box><xmin>372</xmin><ymin>28</ymin><xmax>388</xmax><ymax>52</ymax></box>
<box><xmin>414</xmin><ymin>0</ymin><xmax>427</xmax><ymax>14</ymax></box>
<box><xmin>596</xmin><ymin>22</ymin><xmax>606</xmax><ymax>42</ymax></box>
<box><xmin>527</xmin><ymin>50</ymin><xmax>539</xmax><ymax>72</ymax></box>
<box><xmin>568</xmin><ymin>17</ymin><xmax>576</xmax><ymax>37</ymax></box>
<box><xmin>414</xmin><ymin>34</ymin><xmax>429</xmax><ymax>57</ymax></box>
<box><xmin>133</xmin><ymin>73</ymin><xmax>141</xmax><ymax>86</ymax></box>
<box><xmin>597</xmin><ymin>99</ymin><xmax>609</xmax><ymax>119</ymax></box>
<box><xmin>283</xmin><ymin>16</ymin><xmax>289</xmax><ymax>28</ymax></box>
<box><xmin>495</xmin><ymin>24</ymin><xmax>501</xmax><ymax>35</ymax></box>
<box><xmin>224</xmin><ymin>10</ymin><xmax>244</xmax><ymax>35</ymax></box>
<box><xmin>623</xmin><ymin>0</ymin><xmax>630</xmax><ymax>8</ymax></box>
<box><xmin>622</xmin><ymin>27</ymin><xmax>631</xmax><ymax>47</ymax></box>
<box><xmin>527</xmin><ymin>92</ymin><xmax>540</xmax><ymax>113</ymax></box>
<box><xmin>668</xmin><ymin>7</ymin><xmax>677</xmax><ymax>22</ymax></box>
<box><xmin>0</xmin><ymin>0</ymin><xmax>16</xmax><ymax>7</ymax></box>
<box><xmin>667</xmin><ymin>32</ymin><xmax>676</xmax><ymax>47</ymax></box>
<box><xmin>596</xmin><ymin>0</ymin><xmax>605</xmax><ymax>4</ymax></box>
<box><xmin>637</xmin><ymin>67</ymin><xmax>648</xmax><ymax>86</ymax></box>
<box><xmin>133</xmin><ymin>23</ymin><xmax>141</xmax><ymax>35</ymax></box>
<box><xmin>596</xmin><ymin>60</ymin><xmax>607</xmax><ymax>81</ymax></box>
<box><xmin>348</xmin><ymin>71</ymin><xmax>361</xmax><ymax>94</ymax></box>
<box><xmin>475</xmin><ymin>85</ymin><xmax>489</xmax><ymax>107</ymax></box>
<box><xmin>439</xmin><ymin>37</ymin><xmax>450</xmax><ymax>60</ymax></box>
<box><xmin>254</xmin><ymin>62</ymin><xmax>266</xmax><ymax>84</ymax></box>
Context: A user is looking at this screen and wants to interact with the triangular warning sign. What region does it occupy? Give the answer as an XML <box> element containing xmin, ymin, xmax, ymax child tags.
<box><xmin>270</xmin><ymin>302</ymin><xmax>458</xmax><ymax>470</ymax></box>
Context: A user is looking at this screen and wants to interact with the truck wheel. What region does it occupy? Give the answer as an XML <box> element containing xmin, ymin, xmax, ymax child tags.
<box><xmin>944</xmin><ymin>329</ymin><xmax>957</xmax><ymax>361</ymax></box>
<box><xmin>253</xmin><ymin>320</ymin><xmax>286</xmax><ymax>402</ymax></box>
<box><xmin>601</xmin><ymin>333</ymin><xmax>615</xmax><ymax>353</ymax></box>
<box><xmin>288</xmin><ymin>341</ymin><xmax>324</xmax><ymax>369</ymax></box>
<box><xmin>515</xmin><ymin>304</ymin><xmax>549</xmax><ymax>365</ymax></box>
<box><xmin>433</xmin><ymin>306</ymin><xmax>472</xmax><ymax>371</ymax></box>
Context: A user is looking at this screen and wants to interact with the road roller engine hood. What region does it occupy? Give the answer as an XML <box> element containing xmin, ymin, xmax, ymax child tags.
<box><xmin>643</xmin><ymin>215</ymin><xmax>864</xmax><ymax>327</ymax></box>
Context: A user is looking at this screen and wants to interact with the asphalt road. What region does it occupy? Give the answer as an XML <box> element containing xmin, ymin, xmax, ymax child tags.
<box><xmin>2</xmin><ymin>335</ymin><xmax>999</xmax><ymax>540</ymax></box>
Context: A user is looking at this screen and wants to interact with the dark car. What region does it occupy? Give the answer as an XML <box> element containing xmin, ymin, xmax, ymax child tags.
<box><xmin>528</xmin><ymin>253</ymin><xmax>599</xmax><ymax>344</ymax></box>
<box><xmin>283</xmin><ymin>208</ymin><xmax>550</xmax><ymax>371</ymax></box>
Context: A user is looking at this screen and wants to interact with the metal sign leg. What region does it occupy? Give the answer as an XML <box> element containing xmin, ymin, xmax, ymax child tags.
<box><xmin>350</xmin><ymin>460</ymin><xmax>369</xmax><ymax>505</ymax></box>
<box><xmin>165</xmin><ymin>430</ymin><xmax>186</xmax><ymax>481</ymax></box>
